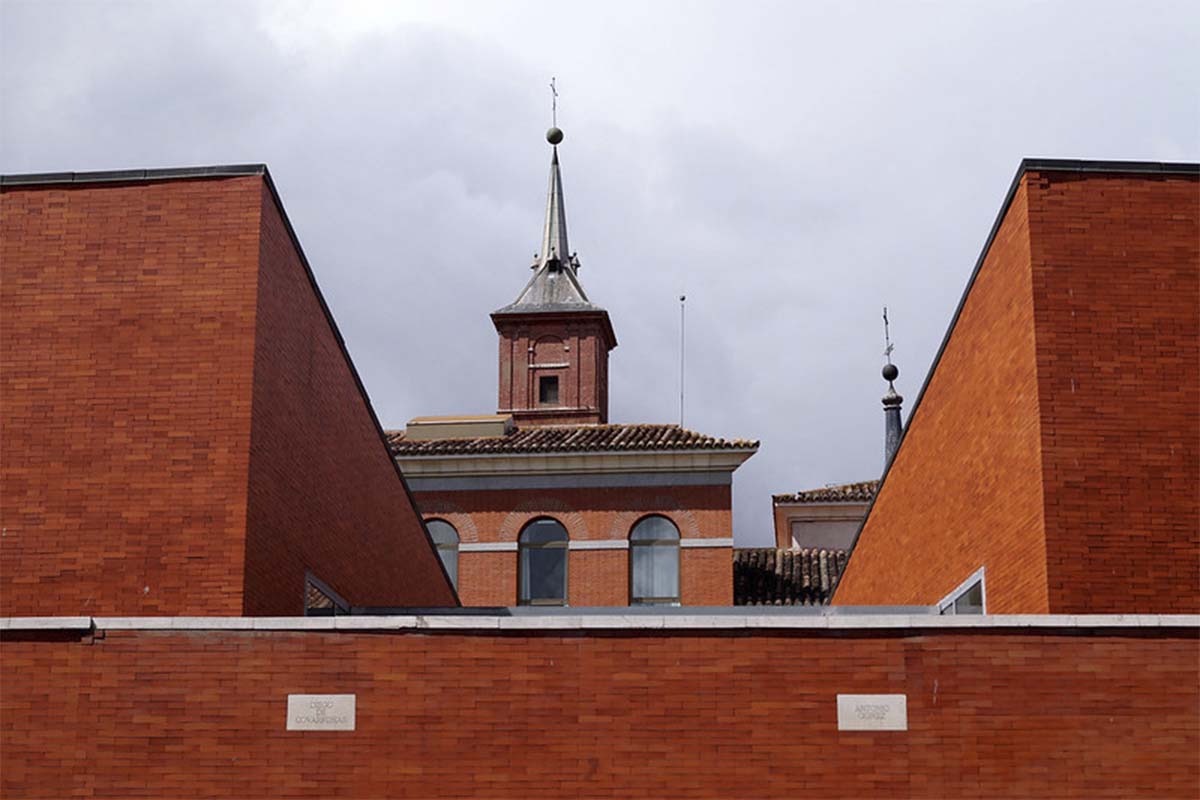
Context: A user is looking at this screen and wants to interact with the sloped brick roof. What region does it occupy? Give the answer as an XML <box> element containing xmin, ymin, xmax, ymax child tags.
<box><xmin>388</xmin><ymin>423</ymin><xmax>759</xmax><ymax>456</ymax></box>
<box><xmin>733</xmin><ymin>548</ymin><xmax>848</xmax><ymax>606</ymax></box>
<box><xmin>772</xmin><ymin>480</ymin><xmax>878</xmax><ymax>505</ymax></box>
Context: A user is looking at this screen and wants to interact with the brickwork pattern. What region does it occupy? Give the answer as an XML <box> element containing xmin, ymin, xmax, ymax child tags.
<box><xmin>417</xmin><ymin>485</ymin><xmax>732</xmax><ymax>606</ymax></box>
<box><xmin>2</xmin><ymin>627</ymin><xmax>1195</xmax><ymax>798</ymax></box>
<box><xmin>1027</xmin><ymin>171</ymin><xmax>1200</xmax><ymax>613</ymax></box>
<box><xmin>835</xmin><ymin>182</ymin><xmax>1051</xmax><ymax>611</ymax></box>
<box><xmin>0</xmin><ymin>178</ymin><xmax>263</xmax><ymax>615</ymax></box>
<box><xmin>494</xmin><ymin>314</ymin><xmax>611</xmax><ymax>425</ymax></box>
<box><xmin>241</xmin><ymin>186</ymin><xmax>457</xmax><ymax>614</ymax></box>
<box><xmin>835</xmin><ymin>171</ymin><xmax>1199</xmax><ymax>613</ymax></box>
<box><xmin>0</xmin><ymin>175</ymin><xmax>457</xmax><ymax>616</ymax></box>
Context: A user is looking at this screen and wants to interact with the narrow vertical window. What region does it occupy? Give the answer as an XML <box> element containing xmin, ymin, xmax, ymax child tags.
<box><xmin>519</xmin><ymin>518</ymin><xmax>568</xmax><ymax>606</ymax></box>
<box><xmin>538</xmin><ymin>375</ymin><xmax>559</xmax><ymax>405</ymax></box>
<box><xmin>426</xmin><ymin>519</ymin><xmax>459</xmax><ymax>590</ymax></box>
<box><xmin>630</xmin><ymin>515</ymin><xmax>680</xmax><ymax>606</ymax></box>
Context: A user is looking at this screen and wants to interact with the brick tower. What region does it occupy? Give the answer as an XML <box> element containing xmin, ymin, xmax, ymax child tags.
<box><xmin>491</xmin><ymin>129</ymin><xmax>617</xmax><ymax>426</ymax></box>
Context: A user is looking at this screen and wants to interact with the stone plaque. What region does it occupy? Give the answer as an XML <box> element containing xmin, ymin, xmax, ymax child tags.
<box><xmin>287</xmin><ymin>694</ymin><xmax>356</xmax><ymax>731</ymax></box>
<box><xmin>837</xmin><ymin>694</ymin><xmax>907</xmax><ymax>731</ymax></box>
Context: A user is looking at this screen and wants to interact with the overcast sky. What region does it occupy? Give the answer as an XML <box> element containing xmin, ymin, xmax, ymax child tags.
<box><xmin>3</xmin><ymin>0</ymin><xmax>1197</xmax><ymax>543</ymax></box>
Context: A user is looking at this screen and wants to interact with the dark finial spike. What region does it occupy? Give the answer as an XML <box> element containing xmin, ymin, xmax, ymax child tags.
<box><xmin>881</xmin><ymin>305</ymin><xmax>904</xmax><ymax>468</ymax></box>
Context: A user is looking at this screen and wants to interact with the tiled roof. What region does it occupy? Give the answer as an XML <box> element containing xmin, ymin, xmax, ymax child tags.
<box><xmin>388</xmin><ymin>423</ymin><xmax>759</xmax><ymax>456</ymax></box>
<box><xmin>772</xmin><ymin>480</ymin><xmax>879</xmax><ymax>505</ymax></box>
<box><xmin>733</xmin><ymin>548</ymin><xmax>848</xmax><ymax>606</ymax></box>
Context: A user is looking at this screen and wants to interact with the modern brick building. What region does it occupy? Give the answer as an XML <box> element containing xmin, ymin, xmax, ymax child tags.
<box><xmin>389</xmin><ymin>132</ymin><xmax>758</xmax><ymax>607</ymax></box>
<box><xmin>834</xmin><ymin>160</ymin><xmax>1200</xmax><ymax>614</ymax></box>
<box><xmin>1</xmin><ymin>157</ymin><xmax>1196</xmax><ymax>799</ymax></box>
<box><xmin>0</xmin><ymin>166</ymin><xmax>458</xmax><ymax>616</ymax></box>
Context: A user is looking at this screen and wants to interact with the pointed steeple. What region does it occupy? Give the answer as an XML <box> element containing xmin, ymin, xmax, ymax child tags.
<box><xmin>490</xmin><ymin>122</ymin><xmax>617</xmax><ymax>427</ymax></box>
<box><xmin>538</xmin><ymin>146</ymin><xmax>571</xmax><ymax>270</ymax></box>
<box><xmin>495</xmin><ymin>127</ymin><xmax>603</xmax><ymax>314</ymax></box>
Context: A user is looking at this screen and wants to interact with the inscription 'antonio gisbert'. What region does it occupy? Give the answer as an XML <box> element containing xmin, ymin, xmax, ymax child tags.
<box><xmin>286</xmin><ymin>694</ymin><xmax>356</xmax><ymax>731</ymax></box>
<box><xmin>836</xmin><ymin>694</ymin><xmax>907</xmax><ymax>731</ymax></box>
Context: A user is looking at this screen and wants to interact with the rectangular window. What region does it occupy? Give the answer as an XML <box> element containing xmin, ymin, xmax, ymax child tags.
<box><xmin>538</xmin><ymin>375</ymin><xmax>559</xmax><ymax>405</ymax></box>
<box><xmin>938</xmin><ymin>567</ymin><xmax>985</xmax><ymax>615</ymax></box>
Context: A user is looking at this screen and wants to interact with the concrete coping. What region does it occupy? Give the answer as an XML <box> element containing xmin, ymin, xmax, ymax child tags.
<box><xmin>1</xmin><ymin>614</ymin><xmax>1197</xmax><ymax>633</ymax></box>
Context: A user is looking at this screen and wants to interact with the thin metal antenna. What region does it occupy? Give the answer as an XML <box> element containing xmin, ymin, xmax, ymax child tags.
<box><xmin>679</xmin><ymin>294</ymin><xmax>686</xmax><ymax>427</ymax></box>
<box><xmin>549</xmin><ymin>77</ymin><xmax>558</xmax><ymax>127</ymax></box>
<box><xmin>883</xmin><ymin>306</ymin><xmax>894</xmax><ymax>365</ymax></box>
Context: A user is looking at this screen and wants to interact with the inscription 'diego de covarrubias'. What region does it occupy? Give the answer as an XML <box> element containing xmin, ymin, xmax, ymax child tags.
<box><xmin>286</xmin><ymin>694</ymin><xmax>356</xmax><ymax>731</ymax></box>
<box><xmin>836</xmin><ymin>694</ymin><xmax>907</xmax><ymax>731</ymax></box>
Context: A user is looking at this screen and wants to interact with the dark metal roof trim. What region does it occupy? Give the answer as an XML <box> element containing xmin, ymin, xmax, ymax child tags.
<box><xmin>1017</xmin><ymin>158</ymin><xmax>1198</xmax><ymax>175</ymax></box>
<box><xmin>835</xmin><ymin>158</ymin><xmax>1200</xmax><ymax>592</ymax></box>
<box><xmin>1</xmin><ymin>164</ymin><xmax>267</xmax><ymax>186</ymax></box>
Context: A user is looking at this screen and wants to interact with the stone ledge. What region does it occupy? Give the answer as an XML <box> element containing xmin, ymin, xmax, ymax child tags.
<box><xmin>4</xmin><ymin>614</ymin><xmax>1197</xmax><ymax>633</ymax></box>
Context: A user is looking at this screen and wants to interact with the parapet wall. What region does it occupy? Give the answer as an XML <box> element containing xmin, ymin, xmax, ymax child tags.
<box><xmin>2</xmin><ymin>615</ymin><xmax>1195</xmax><ymax>798</ymax></box>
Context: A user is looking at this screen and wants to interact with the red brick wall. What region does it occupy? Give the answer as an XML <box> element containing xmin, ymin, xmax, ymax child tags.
<box><xmin>1027</xmin><ymin>171</ymin><xmax>1200</xmax><ymax>613</ymax></box>
<box><xmin>2</xmin><ymin>625</ymin><xmax>1195</xmax><ymax>798</ymax></box>
<box><xmin>241</xmin><ymin>185</ymin><xmax>458</xmax><ymax>614</ymax></box>
<box><xmin>835</xmin><ymin>182</ymin><xmax>1051</xmax><ymax>611</ymax></box>
<box><xmin>681</xmin><ymin>547</ymin><xmax>733</xmax><ymax>605</ymax></box>
<box><xmin>417</xmin><ymin>484</ymin><xmax>732</xmax><ymax>605</ymax></box>
<box><xmin>835</xmin><ymin>170</ymin><xmax>1200</xmax><ymax>614</ymax></box>
<box><xmin>457</xmin><ymin>550</ymin><xmax>516</xmax><ymax>606</ymax></box>
<box><xmin>494</xmin><ymin>314</ymin><xmax>611</xmax><ymax>425</ymax></box>
<box><xmin>0</xmin><ymin>177</ymin><xmax>262</xmax><ymax>615</ymax></box>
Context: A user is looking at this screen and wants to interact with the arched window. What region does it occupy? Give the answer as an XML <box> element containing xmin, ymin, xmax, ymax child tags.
<box><xmin>426</xmin><ymin>519</ymin><xmax>459</xmax><ymax>590</ymax></box>
<box><xmin>630</xmin><ymin>515</ymin><xmax>680</xmax><ymax>606</ymax></box>
<box><xmin>518</xmin><ymin>517</ymin><xmax>568</xmax><ymax>606</ymax></box>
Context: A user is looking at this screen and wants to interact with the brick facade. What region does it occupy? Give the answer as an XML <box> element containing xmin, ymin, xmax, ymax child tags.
<box><xmin>415</xmin><ymin>484</ymin><xmax>733</xmax><ymax>606</ymax></box>
<box><xmin>1028</xmin><ymin>171</ymin><xmax>1200</xmax><ymax>613</ymax></box>
<box><xmin>0</xmin><ymin>170</ymin><xmax>457</xmax><ymax>615</ymax></box>
<box><xmin>834</xmin><ymin>182</ymin><xmax>1050</xmax><ymax>611</ymax></box>
<box><xmin>835</xmin><ymin>165</ymin><xmax>1199</xmax><ymax>613</ymax></box>
<box><xmin>243</xmin><ymin>184</ymin><xmax>457</xmax><ymax>614</ymax></box>
<box><xmin>2</xmin><ymin>623</ymin><xmax>1195</xmax><ymax>798</ymax></box>
<box><xmin>1</xmin><ymin>176</ymin><xmax>262</xmax><ymax>616</ymax></box>
<box><xmin>494</xmin><ymin>312</ymin><xmax>613</xmax><ymax>425</ymax></box>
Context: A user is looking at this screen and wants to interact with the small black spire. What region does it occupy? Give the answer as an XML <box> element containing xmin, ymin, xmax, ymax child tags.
<box><xmin>882</xmin><ymin>308</ymin><xmax>904</xmax><ymax>468</ymax></box>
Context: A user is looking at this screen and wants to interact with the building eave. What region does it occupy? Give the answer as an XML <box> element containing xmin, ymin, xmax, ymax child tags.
<box><xmin>394</xmin><ymin>446</ymin><xmax>758</xmax><ymax>479</ymax></box>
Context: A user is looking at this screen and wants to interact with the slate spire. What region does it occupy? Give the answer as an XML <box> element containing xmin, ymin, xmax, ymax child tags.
<box><xmin>495</xmin><ymin>127</ymin><xmax>601</xmax><ymax>313</ymax></box>
<box><xmin>537</xmin><ymin>146</ymin><xmax>571</xmax><ymax>271</ymax></box>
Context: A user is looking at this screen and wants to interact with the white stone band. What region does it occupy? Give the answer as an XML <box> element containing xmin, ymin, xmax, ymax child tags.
<box><xmin>3</xmin><ymin>615</ymin><xmax>1196</xmax><ymax>633</ymax></box>
<box><xmin>568</xmin><ymin>540</ymin><xmax>628</xmax><ymax>550</ymax></box>
<box><xmin>459</xmin><ymin>542</ymin><xmax>518</xmax><ymax>552</ymax></box>
<box><xmin>456</xmin><ymin>538</ymin><xmax>732</xmax><ymax>552</ymax></box>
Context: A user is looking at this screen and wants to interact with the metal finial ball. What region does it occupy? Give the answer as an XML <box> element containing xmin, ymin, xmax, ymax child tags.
<box><xmin>546</xmin><ymin>127</ymin><xmax>564</xmax><ymax>145</ymax></box>
<box><xmin>882</xmin><ymin>363</ymin><xmax>899</xmax><ymax>382</ymax></box>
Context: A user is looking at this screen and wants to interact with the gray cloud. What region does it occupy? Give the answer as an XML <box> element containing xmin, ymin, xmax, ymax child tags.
<box><xmin>3</xmin><ymin>0</ymin><xmax>1197</xmax><ymax>543</ymax></box>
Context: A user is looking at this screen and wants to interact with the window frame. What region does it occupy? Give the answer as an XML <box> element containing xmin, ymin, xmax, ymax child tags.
<box><xmin>425</xmin><ymin>518</ymin><xmax>460</xmax><ymax>591</ymax></box>
<box><xmin>517</xmin><ymin>517</ymin><xmax>569</xmax><ymax>607</ymax></box>
<box><xmin>628</xmin><ymin>514</ymin><xmax>682</xmax><ymax>607</ymax></box>
<box><xmin>304</xmin><ymin>571</ymin><xmax>350</xmax><ymax>617</ymax></box>
<box><xmin>538</xmin><ymin>374</ymin><xmax>560</xmax><ymax>406</ymax></box>
<box><xmin>937</xmin><ymin>566</ymin><xmax>986</xmax><ymax>615</ymax></box>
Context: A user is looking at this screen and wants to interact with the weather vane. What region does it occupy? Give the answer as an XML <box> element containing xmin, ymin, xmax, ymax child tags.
<box><xmin>882</xmin><ymin>306</ymin><xmax>895</xmax><ymax>364</ymax></box>
<box><xmin>549</xmin><ymin>77</ymin><xmax>558</xmax><ymax>128</ymax></box>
